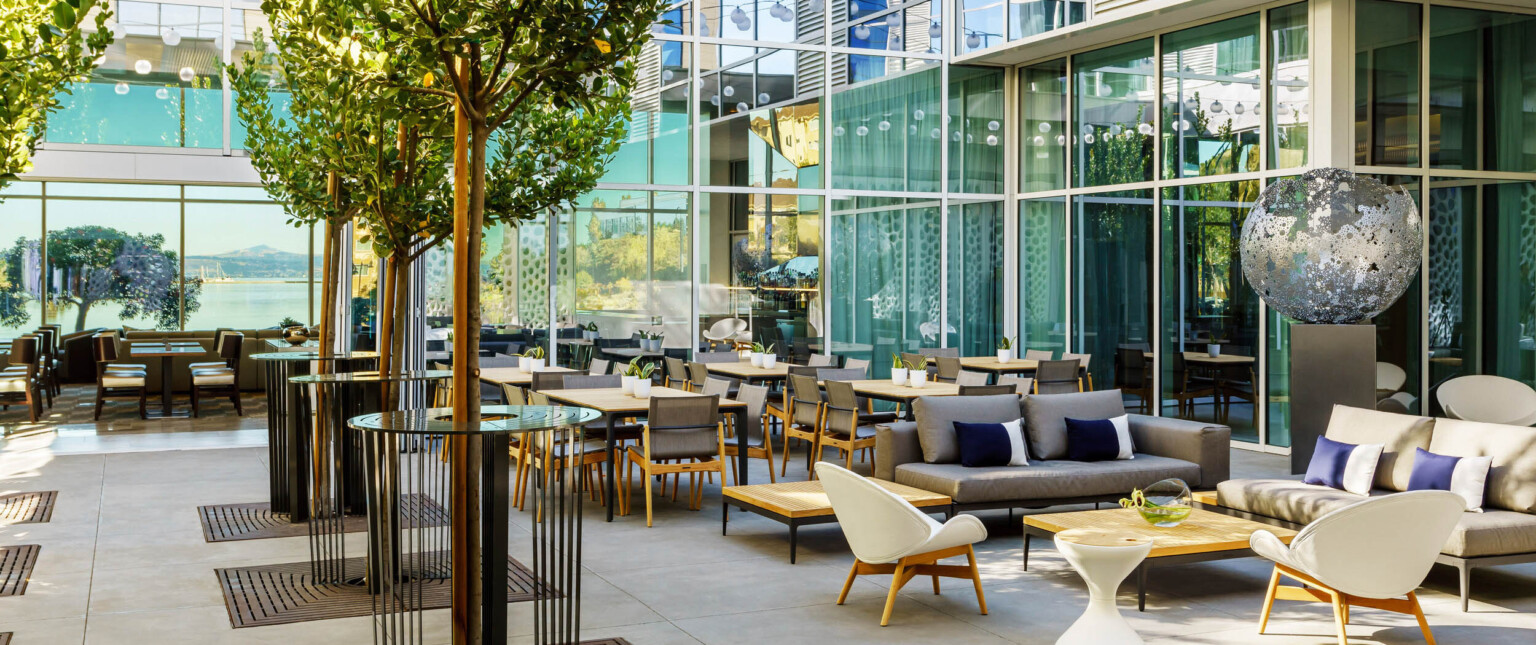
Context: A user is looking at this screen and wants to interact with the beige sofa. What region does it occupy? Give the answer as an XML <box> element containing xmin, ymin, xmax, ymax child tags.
<box><xmin>1215</xmin><ymin>405</ymin><xmax>1536</xmax><ymax>611</ymax></box>
<box><xmin>113</xmin><ymin>329</ymin><xmax>287</xmax><ymax>392</ymax></box>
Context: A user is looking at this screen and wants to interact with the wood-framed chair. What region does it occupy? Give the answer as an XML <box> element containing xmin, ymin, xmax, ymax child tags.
<box><xmin>685</xmin><ymin>361</ymin><xmax>710</xmax><ymax>392</ymax></box>
<box><xmin>1033</xmin><ymin>359</ymin><xmax>1082</xmax><ymax>394</ymax></box>
<box><xmin>1251</xmin><ymin>490</ymin><xmax>1464</xmax><ymax>645</ymax></box>
<box><xmin>1169</xmin><ymin>352</ymin><xmax>1218</xmax><ymax>417</ymax></box>
<box><xmin>954</xmin><ymin>370</ymin><xmax>990</xmax><ymax>387</ymax></box>
<box><xmin>725</xmin><ymin>382</ymin><xmax>775</xmax><ymax>483</ymax></box>
<box><xmin>997</xmin><ymin>374</ymin><xmax>1033</xmax><ymax>395</ymax></box>
<box><xmin>531</xmin><ymin>370</ymin><xmax>579</xmax><ymax>391</ymax></box>
<box><xmin>843</xmin><ymin>357</ymin><xmax>871</xmax><ymax>374</ymax></box>
<box><xmin>700</xmin><ymin>376</ymin><xmax>732</xmax><ymax>397</ymax></box>
<box><xmin>0</xmin><ymin>336</ymin><xmax>45</xmax><ymax>422</ymax></box>
<box><xmin>1061</xmin><ymin>352</ymin><xmax>1093</xmax><ymax>390</ymax></box>
<box><xmin>1216</xmin><ymin>345</ymin><xmax>1257</xmax><ymax>422</ymax></box>
<box><xmin>934</xmin><ymin>356</ymin><xmax>962</xmax><ymax>383</ymax></box>
<box><xmin>779</xmin><ymin>373</ymin><xmax>825</xmax><ymax>478</ymax></box>
<box><xmin>189</xmin><ymin>331</ymin><xmax>244</xmax><ymax>417</ymax></box>
<box><xmin>588</xmin><ymin>358</ymin><xmax>611</xmax><ymax>378</ymax></box>
<box><xmin>1024</xmin><ymin>349</ymin><xmax>1054</xmax><ymax>361</ymax></box>
<box><xmin>621</xmin><ymin>394</ymin><xmax>726</xmax><ymax>527</ymax></box>
<box><xmin>814</xmin><ymin>380</ymin><xmax>878</xmax><ymax>474</ymax></box>
<box><xmin>1114</xmin><ymin>346</ymin><xmax>1152</xmax><ymax>413</ymax></box>
<box><xmin>958</xmin><ymin>384</ymin><xmax>1016</xmax><ymax>396</ymax></box>
<box><xmin>817</xmin><ymin>462</ymin><xmax>988</xmax><ymax>627</ymax></box>
<box><xmin>808</xmin><ymin>354</ymin><xmax>836</xmax><ymax>367</ymax></box>
<box><xmin>664</xmin><ymin>357</ymin><xmax>690</xmax><ymax>389</ymax></box>
<box><xmin>32</xmin><ymin>327</ymin><xmax>61</xmax><ymax>397</ymax></box>
<box><xmin>92</xmin><ymin>332</ymin><xmax>147</xmax><ymax>419</ymax></box>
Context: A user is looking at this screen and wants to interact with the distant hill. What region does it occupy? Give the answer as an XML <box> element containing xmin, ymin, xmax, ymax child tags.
<box><xmin>186</xmin><ymin>245</ymin><xmax>314</xmax><ymax>280</ymax></box>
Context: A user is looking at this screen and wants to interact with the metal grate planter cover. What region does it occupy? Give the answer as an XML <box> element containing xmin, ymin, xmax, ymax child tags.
<box><xmin>1240</xmin><ymin>168</ymin><xmax>1422</xmax><ymax>324</ymax></box>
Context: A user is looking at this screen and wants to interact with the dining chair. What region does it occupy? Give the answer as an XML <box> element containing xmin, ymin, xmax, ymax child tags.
<box><xmin>919</xmin><ymin>347</ymin><xmax>960</xmax><ymax>358</ymax></box>
<box><xmin>664</xmin><ymin>356</ymin><xmax>690</xmax><ymax>389</ymax></box>
<box><xmin>701</xmin><ymin>377</ymin><xmax>732</xmax><ymax>397</ymax></box>
<box><xmin>900</xmin><ymin>352</ymin><xmax>926</xmax><ymax>373</ymax></box>
<box><xmin>997</xmin><ymin>374</ymin><xmax>1033</xmax><ymax>395</ymax></box>
<box><xmin>1024</xmin><ymin>349</ymin><xmax>1054</xmax><ymax>361</ymax></box>
<box><xmin>725</xmin><ymin>382</ymin><xmax>776</xmax><ymax>483</ymax></box>
<box><xmin>1061</xmin><ymin>352</ymin><xmax>1093</xmax><ymax>390</ymax></box>
<box><xmin>532</xmin><ymin>370</ymin><xmax>579</xmax><ymax>391</ymax></box>
<box><xmin>817</xmin><ymin>462</ymin><xmax>988</xmax><ymax>627</ymax></box>
<box><xmin>500</xmin><ymin>382</ymin><xmax>527</xmax><ymax>405</ymax></box>
<box><xmin>1217</xmin><ymin>345</ymin><xmax>1256</xmax><ymax>422</ymax></box>
<box><xmin>621</xmin><ymin>394</ymin><xmax>726</xmax><ymax>527</ymax></box>
<box><xmin>190</xmin><ymin>332</ymin><xmax>244</xmax><ymax>417</ymax></box>
<box><xmin>695</xmin><ymin>350</ymin><xmax>740</xmax><ymax>364</ymax></box>
<box><xmin>780</xmin><ymin>373</ymin><xmax>825</xmax><ymax>478</ymax></box>
<box><xmin>92</xmin><ymin>332</ymin><xmax>147</xmax><ymax>419</ymax></box>
<box><xmin>563</xmin><ymin>374</ymin><xmax>621</xmax><ymax>389</ymax></box>
<box><xmin>1169</xmin><ymin>352</ymin><xmax>1218</xmax><ymax>416</ymax></box>
<box><xmin>686</xmin><ymin>361</ymin><xmax>710</xmax><ymax>392</ymax></box>
<box><xmin>29</xmin><ymin>327</ymin><xmax>60</xmax><ymax>397</ymax></box>
<box><xmin>815</xmin><ymin>380</ymin><xmax>878</xmax><ymax>474</ymax></box>
<box><xmin>818</xmin><ymin>367</ymin><xmax>897</xmax><ymax>426</ymax></box>
<box><xmin>959</xmin><ymin>384</ymin><xmax>1016</xmax><ymax>396</ymax></box>
<box><xmin>808</xmin><ymin>354</ymin><xmax>836</xmax><ymax>367</ymax></box>
<box><xmin>843</xmin><ymin>357</ymin><xmax>871</xmax><ymax>375</ymax></box>
<box><xmin>955</xmin><ymin>370</ymin><xmax>990</xmax><ymax>387</ymax></box>
<box><xmin>1114</xmin><ymin>346</ymin><xmax>1152</xmax><ymax>413</ymax></box>
<box><xmin>1033</xmin><ymin>360</ymin><xmax>1082</xmax><ymax>394</ymax></box>
<box><xmin>0</xmin><ymin>336</ymin><xmax>45</xmax><ymax>422</ymax></box>
<box><xmin>589</xmin><ymin>358</ymin><xmax>612</xmax><ymax>379</ymax></box>
<box><xmin>1251</xmin><ymin>490</ymin><xmax>1464</xmax><ymax>644</ymax></box>
<box><xmin>935</xmin><ymin>356</ymin><xmax>962</xmax><ymax>383</ymax></box>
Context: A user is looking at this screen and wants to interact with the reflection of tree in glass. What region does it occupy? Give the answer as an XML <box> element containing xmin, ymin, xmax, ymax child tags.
<box><xmin>0</xmin><ymin>226</ymin><xmax>200</xmax><ymax>331</ymax></box>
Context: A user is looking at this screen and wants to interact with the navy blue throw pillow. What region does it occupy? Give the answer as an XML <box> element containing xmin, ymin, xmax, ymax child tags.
<box><xmin>953</xmin><ymin>421</ymin><xmax>1012</xmax><ymax>468</ymax></box>
<box><xmin>1065</xmin><ymin>417</ymin><xmax>1120</xmax><ymax>462</ymax></box>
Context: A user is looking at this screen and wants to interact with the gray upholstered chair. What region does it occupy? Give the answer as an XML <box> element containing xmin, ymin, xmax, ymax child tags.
<box><xmin>725</xmin><ymin>382</ymin><xmax>775</xmax><ymax>483</ymax></box>
<box><xmin>621</xmin><ymin>394</ymin><xmax>725</xmax><ymax>526</ymax></box>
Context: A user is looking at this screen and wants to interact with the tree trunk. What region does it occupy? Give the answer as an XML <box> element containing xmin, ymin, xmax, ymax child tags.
<box><xmin>377</xmin><ymin>253</ymin><xmax>397</xmax><ymax>406</ymax></box>
<box><xmin>390</xmin><ymin>254</ymin><xmax>409</xmax><ymax>409</ymax></box>
<box><xmin>73</xmin><ymin>301</ymin><xmax>91</xmax><ymax>333</ymax></box>
<box><xmin>449</xmin><ymin>58</ymin><xmax>479</xmax><ymax>644</ymax></box>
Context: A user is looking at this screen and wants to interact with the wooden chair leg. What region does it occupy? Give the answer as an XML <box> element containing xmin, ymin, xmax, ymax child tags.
<box><xmin>765</xmin><ymin>444</ymin><xmax>777</xmax><ymax>483</ymax></box>
<box><xmin>232</xmin><ymin>389</ymin><xmax>243</xmax><ymax>416</ymax></box>
<box><xmin>138</xmin><ymin>388</ymin><xmax>147</xmax><ymax>419</ymax></box>
<box><xmin>1330</xmin><ymin>591</ymin><xmax>1349</xmax><ymax>645</ymax></box>
<box><xmin>94</xmin><ymin>386</ymin><xmax>105</xmax><ymax>420</ymax></box>
<box><xmin>966</xmin><ymin>545</ymin><xmax>987</xmax><ymax>615</ymax></box>
<box><xmin>1258</xmin><ymin>567</ymin><xmax>1280</xmax><ymax>634</ymax></box>
<box><xmin>837</xmin><ymin>560</ymin><xmax>860</xmax><ymax>605</ymax></box>
<box><xmin>881</xmin><ymin>561</ymin><xmax>908</xmax><ymax>627</ymax></box>
<box><xmin>1408</xmin><ymin>592</ymin><xmax>1436</xmax><ymax>645</ymax></box>
<box><xmin>780</xmin><ymin>431</ymin><xmax>792</xmax><ymax>478</ymax></box>
<box><xmin>643</xmin><ymin>462</ymin><xmax>655</xmax><ymax>528</ymax></box>
<box><xmin>191</xmin><ymin>386</ymin><xmax>201</xmax><ymax>418</ymax></box>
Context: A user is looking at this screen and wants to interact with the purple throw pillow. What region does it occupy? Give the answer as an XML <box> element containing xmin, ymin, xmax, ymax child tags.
<box><xmin>1303</xmin><ymin>435</ymin><xmax>1355</xmax><ymax>490</ymax></box>
<box><xmin>1407</xmin><ymin>448</ymin><xmax>1461</xmax><ymax>492</ymax></box>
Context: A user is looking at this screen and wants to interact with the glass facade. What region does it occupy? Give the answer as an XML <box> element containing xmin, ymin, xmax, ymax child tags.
<box><xmin>15</xmin><ymin>0</ymin><xmax>1536</xmax><ymax>453</ymax></box>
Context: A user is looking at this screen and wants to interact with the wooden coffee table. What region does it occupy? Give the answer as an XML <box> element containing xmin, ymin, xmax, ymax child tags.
<box><xmin>723</xmin><ymin>479</ymin><xmax>951</xmax><ymax>563</ymax></box>
<box><xmin>1023</xmin><ymin>507</ymin><xmax>1297</xmax><ymax>611</ymax></box>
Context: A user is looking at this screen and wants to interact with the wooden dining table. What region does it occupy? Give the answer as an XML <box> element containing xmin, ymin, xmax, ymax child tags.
<box><xmin>959</xmin><ymin>356</ymin><xmax>1040</xmax><ymax>375</ymax></box>
<box><xmin>839</xmin><ymin>379</ymin><xmax>962</xmax><ymax>418</ymax></box>
<box><xmin>478</xmin><ymin>366</ymin><xmax>576</xmax><ymax>387</ymax></box>
<box><xmin>702</xmin><ymin>359</ymin><xmax>794</xmax><ymax>384</ymax></box>
<box><xmin>129</xmin><ymin>343</ymin><xmax>208</xmax><ymax>418</ymax></box>
<box><xmin>539</xmin><ymin>385</ymin><xmax>750</xmax><ymax>522</ymax></box>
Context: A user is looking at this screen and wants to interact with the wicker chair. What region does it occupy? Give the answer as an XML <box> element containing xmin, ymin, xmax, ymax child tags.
<box><xmin>621</xmin><ymin>395</ymin><xmax>726</xmax><ymax>526</ymax></box>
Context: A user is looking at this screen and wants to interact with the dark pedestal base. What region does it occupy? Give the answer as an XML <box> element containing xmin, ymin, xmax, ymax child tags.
<box><xmin>1290</xmin><ymin>324</ymin><xmax>1377</xmax><ymax>474</ymax></box>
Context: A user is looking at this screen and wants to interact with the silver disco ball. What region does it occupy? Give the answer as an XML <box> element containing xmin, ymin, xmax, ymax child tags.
<box><xmin>1240</xmin><ymin>168</ymin><xmax>1422</xmax><ymax>324</ymax></box>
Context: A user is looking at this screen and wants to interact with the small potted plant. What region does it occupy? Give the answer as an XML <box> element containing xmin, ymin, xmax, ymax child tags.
<box><xmin>626</xmin><ymin>359</ymin><xmax>656</xmax><ymax>398</ymax></box>
<box><xmin>621</xmin><ymin>357</ymin><xmax>642</xmax><ymax>394</ymax></box>
<box><xmin>584</xmin><ymin>321</ymin><xmax>599</xmax><ymax>341</ymax></box>
<box><xmin>749</xmin><ymin>342</ymin><xmax>767</xmax><ymax>367</ymax></box>
<box><xmin>761</xmin><ymin>344</ymin><xmax>778</xmax><ymax>369</ymax></box>
<box><xmin>907</xmin><ymin>356</ymin><xmax>929</xmax><ymax>389</ymax></box>
<box><xmin>522</xmin><ymin>346</ymin><xmax>546</xmax><ymax>372</ymax></box>
<box><xmin>646</xmin><ymin>331</ymin><xmax>664</xmax><ymax>352</ymax></box>
<box><xmin>889</xmin><ymin>353</ymin><xmax>909</xmax><ymax>386</ymax></box>
<box><xmin>997</xmin><ymin>336</ymin><xmax>1015</xmax><ymax>363</ymax></box>
<box><xmin>1207</xmin><ymin>326</ymin><xmax>1226</xmax><ymax>358</ymax></box>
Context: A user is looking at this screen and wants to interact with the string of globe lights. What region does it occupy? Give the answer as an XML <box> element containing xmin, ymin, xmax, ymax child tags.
<box><xmin>98</xmin><ymin>17</ymin><xmax>218</xmax><ymax>99</ymax></box>
<box><xmin>694</xmin><ymin>0</ymin><xmax>825</xmax><ymax>36</ymax></box>
<box><xmin>830</xmin><ymin>110</ymin><xmax>1004</xmax><ymax>147</ymax></box>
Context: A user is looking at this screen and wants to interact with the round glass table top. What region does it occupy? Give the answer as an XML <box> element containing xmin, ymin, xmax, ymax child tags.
<box><xmin>348</xmin><ymin>405</ymin><xmax>602</xmax><ymax>436</ymax></box>
<box><xmin>289</xmin><ymin>369</ymin><xmax>450</xmax><ymax>384</ymax></box>
<box><xmin>252</xmin><ymin>350</ymin><xmax>381</xmax><ymax>362</ymax></box>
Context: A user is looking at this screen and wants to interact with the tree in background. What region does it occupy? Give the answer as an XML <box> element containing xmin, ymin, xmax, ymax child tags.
<box><xmin>0</xmin><ymin>225</ymin><xmax>201</xmax><ymax>331</ymax></box>
<box><xmin>0</xmin><ymin>0</ymin><xmax>113</xmax><ymax>190</ymax></box>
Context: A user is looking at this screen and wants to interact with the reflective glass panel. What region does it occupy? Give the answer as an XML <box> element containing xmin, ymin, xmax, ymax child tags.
<box><xmin>1073</xmin><ymin>190</ymin><xmax>1153</xmax><ymax>409</ymax></box>
<box><xmin>831</xmin><ymin>66</ymin><xmax>941</xmax><ymax>192</ymax></box>
<box><xmin>948</xmin><ymin>66</ymin><xmax>1005</xmax><ymax>194</ymax></box>
<box><xmin>828</xmin><ymin>197</ymin><xmax>941</xmax><ymax>377</ymax></box>
<box><xmin>1162</xmin><ymin>15</ymin><xmax>1261</xmax><ymax>179</ymax></box>
<box><xmin>699</xmin><ymin>193</ymin><xmax>821</xmax><ymax>360</ymax></box>
<box><xmin>183</xmin><ymin>202</ymin><xmax>313</xmax><ymax>330</ymax></box>
<box><xmin>1009</xmin><ymin>1</ymin><xmax>1086</xmax><ymax>41</ymax></box>
<box><xmin>1020</xmin><ymin>59</ymin><xmax>1067</xmax><ymax>193</ymax></box>
<box><xmin>1074</xmin><ymin>40</ymin><xmax>1155</xmax><ymax>187</ymax></box>
<box><xmin>0</xmin><ymin>197</ymin><xmax>44</xmax><ymax>339</ymax></box>
<box><xmin>1269</xmin><ymin>3</ymin><xmax>1309</xmax><ymax>169</ymax></box>
<box><xmin>1355</xmin><ymin>0</ymin><xmax>1421</xmax><ymax>167</ymax></box>
<box><xmin>1429</xmin><ymin>7</ymin><xmax>1536</xmax><ymax>172</ymax></box>
<box><xmin>946</xmin><ymin>201</ymin><xmax>1004</xmax><ymax>356</ymax></box>
<box><xmin>1019</xmin><ymin>197</ymin><xmax>1066</xmax><ymax>356</ymax></box>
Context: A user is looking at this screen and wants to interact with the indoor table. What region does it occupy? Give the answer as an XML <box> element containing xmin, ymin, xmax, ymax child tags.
<box><xmin>128</xmin><ymin>342</ymin><xmax>207</xmax><ymax>418</ymax></box>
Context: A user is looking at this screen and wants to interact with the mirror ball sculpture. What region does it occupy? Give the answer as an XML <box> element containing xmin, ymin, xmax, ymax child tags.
<box><xmin>1240</xmin><ymin>168</ymin><xmax>1422</xmax><ymax>324</ymax></box>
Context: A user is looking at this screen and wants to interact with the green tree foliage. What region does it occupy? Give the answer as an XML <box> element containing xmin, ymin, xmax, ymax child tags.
<box><xmin>0</xmin><ymin>225</ymin><xmax>200</xmax><ymax>332</ymax></box>
<box><xmin>0</xmin><ymin>0</ymin><xmax>113</xmax><ymax>189</ymax></box>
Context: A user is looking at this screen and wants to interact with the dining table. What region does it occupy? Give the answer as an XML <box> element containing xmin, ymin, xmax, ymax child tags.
<box><xmin>539</xmin><ymin>385</ymin><xmax>749</xmax><ymax>522</ymax></box>
<box><xmin>702</xmin><ymin>359</ymin><xmax>794</xmax><ymax>385</ymax></box>
<box><xmin>959</xmin><ymin>356</ymin><xmax>1040</xmax><ymax>376</ymax></box>
<box><xmin>128</xmin><ymin>342</ymin><xmax>209</xmax><ymax>418</ymax></box>
<box><xmin>478</xmin><ymin>366</ymin><xmax>576</xmax><ymax>388</ymax></box>
<box><xmin>837</xmin><ymin>379</ymin><xmax>962</xmax><ymax>418</ymax></box>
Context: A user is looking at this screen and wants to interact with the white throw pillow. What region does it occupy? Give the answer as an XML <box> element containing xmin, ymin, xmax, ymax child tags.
<box><xmin>1451</xmin><ymin>456</ymin><xmax>1493</xmax><ymax>513</ymax></box>
<box><xmin>1341</xmin><ymin>443</ymin><xmax>1384</xmax><ymax>496</ymax></box>
<box><xmin>1110</xmin><ymin>415</ymin><xmax>1134</xmax><ymax>460</ymax></box>
<box><xmin>1001</xmin><ymin>419</ymin><xmax>1029</xmax><ymax>466</ymax></box>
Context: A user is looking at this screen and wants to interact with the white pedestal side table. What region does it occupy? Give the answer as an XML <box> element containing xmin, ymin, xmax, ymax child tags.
<box><xmin>1055</xmin><ymin>529</ymin><xmax>1154</xmax><ymax>645</ymax></box>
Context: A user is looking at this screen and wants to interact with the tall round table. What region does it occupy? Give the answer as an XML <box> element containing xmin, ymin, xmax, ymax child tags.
<box><xmin>252</xmin><ymin>350</ymin><xmax>378</xmax><ymax>521</ymax></box>
<box><xmin>349</xmin><ymin>405</ymin><xmax>601</xmax><ymax>645</ymax></box>
<box><xmin>289</xmin><ymin>369</ymin><xmax>450</xmax><ymax>585</ymax></box>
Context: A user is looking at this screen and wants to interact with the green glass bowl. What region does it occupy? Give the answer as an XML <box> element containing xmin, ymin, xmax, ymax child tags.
<box><xmin>1137</xmin><ymin>503</ymin><xmax>1192</xmax><ymax>528</ymax></box>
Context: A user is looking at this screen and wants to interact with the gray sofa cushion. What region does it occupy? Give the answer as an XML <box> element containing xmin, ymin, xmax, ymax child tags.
<box><xmin>1428</xmin><ymin>418</ymin><xmax>1536</xmax><ymax>514</ymax></box>
<box><xmin>912</xmin><ymin>394</ymin><xmax>1027</xmax><ymax>464</ymax></box>
<box><xmin>1443</xmin><ymin>510</ymin><xmax>1536</xmax><ymax>558</ymax></box>
<box><xmin>1216</xmin><ymin>478</ymin><xmax>1373</xmax><ymax>525</ymax></box>
<box><xmin>1323</xmin><ymin>405</ymin><xmax>1434</xmax><ymax>491</ymax></box>
<box><xmin>894</xmin><ymin>454</ymin><xmax>1200</xmax><ymax>504</ymax></box>
<box><xmin>1022</xmin><ymin>389</ymin><xmax>1127</xmax><ymax>460</ymax></box>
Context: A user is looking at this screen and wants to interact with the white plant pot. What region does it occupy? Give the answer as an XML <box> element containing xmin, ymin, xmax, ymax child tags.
<box><xmin>621</xmin><ymin>375</ymin><xmax>636</xmax><ymax>395</ymax></box>
<box><xmin>519</xmin><ymin>359</ymin><xmax>532</xmax><ymax>373</ymax></box>
<box><xmin>529</xmin><ymin>358</ymin><xmax>546</xmax><ymax>372</ymax></box>
<box><xmin>650</xmin><ymin>339</ymin><xmax>663</xmax><ymax>352</ymax></box>
<box><xmin>997</xmin><ymin>349</ymin><xmax>1012</xmax><ymax>363</ymax></box>
<box><xmin>909</xmin><ymin>372</ymin><xmax>928</xmax><ymax>389</ymax></box>
<box><xmin>585</xmin><ymin>331</ymin><xmax>598</xmax><ymax>341</ymax></box>
<box><xmin>891</xmin><ymin>367</ymin><xmax>909</xmax><ymax>386</ymax></box>
<box><xmin>762</xmin><ymin>354</ymin><xmax>777</xmax><ymax>369</ymax></box>
<box><xmin>1207</xmin><ymin>343</ymin><xmax>1222</xmax><ymax>358</ymax></box>
<box><xmin>750</xmin><ymin>352</ymin><xmax>764</xmax><ymax>367</ymax></box>
<box><xmin>633</xmin><ymin>378</ymin><xmax>652</xmax><ymax>398</ymax></box>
